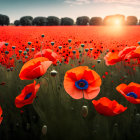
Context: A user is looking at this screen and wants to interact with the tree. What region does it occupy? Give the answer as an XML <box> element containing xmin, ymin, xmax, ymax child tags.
<box><xmin>61</xmin><ymin>17</ymin><xmax>74</xmax><ymax>25</ymax></box>
<box><xmin>0</xmin><ymin>14</ymin><xmax>10</xmax><ymax>26</ymax></box>
<box><xmin>32</xmin><ymin>17</ymin><xmax>47</xmax><ymax>26</ymax></box>
<box><xmin>47</xmin><ymin>16</ymin><xmax>60</xmax><ymax>26</ymax></box>
<box><xmin>20</xmin><ymin>16</ymin><xmax>33</xmax><ymax>26</ymax></box>
<box><xmin>76</xmin><ymin>16</ymin><xmax>90</xmax><ymax>25</ymax></box>
<box><xmin>14</xmin><ymin>20</ymin><xmax>20</xmax><ymax>26</ymax></box>
<box><xmin>126</xmin><ymin>16</ymin><xmax>138</xmax><ymax>25</ymax></box>
<box><xmin>89</xmin><ymin>17</ymin><xmax>103</xmax><ymax>25</ymax></box>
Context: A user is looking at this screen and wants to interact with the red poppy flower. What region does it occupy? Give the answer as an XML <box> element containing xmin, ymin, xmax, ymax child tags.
<box><xmin>104</xmin><ymin>51</ymin><xmax>122</xmax><ymax>66</ymax></box>
<box><xmin>116</xmin><ymin>82</ymin><xmax>140</xmax><ymax>104</ymax></box>
<box><xmin>15</xmin><ymin>81</ymin><xmax>40</xmax><ymax>108</ymax></box>
<box><xmin>64</xmin><ymin>66</ymin><xmax>101</xmax><ymax>100</ymax></box>
<box><xmin>118</xmin><ymin>46</ymin><xmax>137</xmax><ymax>59</ymax></box>
<box><xmin>92</xmin><ymin>97</ymin><xmax>127</xmax><ymax>116</ymax></box>
<box><xmin>19</xmin><ymin>57</ymin><xmax>52</xmax><ymax>80</ymax></box>
<box><xmin>0</xmin><ymin>106</ymin><xmax>3</xmax><ymax>124</ymax></box>
<box><xmin>34</xmin><ymin>49</ymin><xmax>58</xmax><ymax>62</ymax></box>
<box><xmin>125</xmin><ymin>46</ymin><xmax>140</xmax><ymax>59</ymax></box>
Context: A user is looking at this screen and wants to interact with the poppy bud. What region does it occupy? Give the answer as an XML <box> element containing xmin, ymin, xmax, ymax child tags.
<box><xmin>9</xmin><ymin>57</ymin><xmax>12</xmax><ymax>60</ymax></box>
<box><xmin>42</xmin><ymin>125</ymin><xmax>47</xmax><ymax>135</ymax></box>
<box><xmin>10</xmin><ymin>67</ymin><xmax>13</xmax><ymax>71</ymax></box>
<box><xmin>97</xmin><ymin>60</ymin><xmax>101</xmax><ymax>63</ymax></box>
<box><xmin>90</xmin><ymin>48</ymin><xmax>93</xmax><ymax>51</ymax></box>
<box><xmin>138</xmin><ymin>41</ymin><xmax>140</xmax><ymax>45</ymax></box>
<box><xmin>5</xmin><ymin>43</ymin><xmax>9</xmax><ymax>46</ymax></box>
<box><xmin>114</xmin><ymin>123</ymin><xmax>118</xmax><ymax>127</ymax></box>
<box><xmin>79</xmin><ymin>50</ymin><xmax>81</xmax><ymax>53</ymax></box>
<box><xmin>69</xmin><ymin>46</ymin><xmax>72</xmax><ymax>49</ymax></box>
<box><xmin>58</xmin><ymin>46</ymin><xmax>62</xmax><ymax>49</ymax></box>
<box><xmin>26</xmin><ymin>123</ymin><xmax>31</xmax><ymax>131</ymax></box>
<box><xmin>51</xmin><ymin>42</ymin><xmax>55</xmax><ymax>46</ymax></box>
<box><xmin>31</xmin><ymin>48</ymin><xmax>35</xmax><ymax>51</ymax></box>
<box><xmin>135</xmin><ymin>113</ymin><xmax>140</xmax><ymax>123</ymax></box>
<box><xmin>19</xmin><ymin>50</ymin><xmax>22</xmax><ymax>54</ymax></box>
<box><xmin>50</xmin><ymin>70</ymin><xmax>58</xmax><ymax>77</ymax></box>
<box><xmin>18</xmin><ymin>59</ymin><xmax>22</xmax><ymax>63</ymax></box>
<box><xmin>12</xmin><ymin>46</ymin><xmax>16</xmax><ymax>49</ymax></box>
<box><xmin>106</xmin><ymin>49</ymin><xmax>109</xmax><ymax>52</ymax></box>
<box><xmin>81</xmin><ymin>44</ymin><xmax>85</xmax><ymax>48</ymax></box>
<box><xmin>26</xmin><ymin>48</ymin><xmax>29</xmax><ymax>52</ymax></box>
<box><xmin>85</xmin><ymin>48</ymin><xmax>89</xmax><ymax>52</ymax></box>
<box><xmin>25</xmin><ymin>55</ymin><xmax>28</xmax><ymax>59</ymax></box>
<box><xmin>16</xmin><ymin>123</ymin><xmax>20</xmax><ymax>128</ymax></box>
<box><xmin>28</xmin><ymin>42</ymin><xmax>31</xmax><ymax>45</ymax></box>
<box><xmin>5</xmin><ymin>51</ymin><xmax>9</xmax><ymax>54</ymax></box>
<box><xmin>7</xmin><ymin>68</ymin><xmax>10</xmax><ymax>72</ymax></box>
<box><xmin>81</xmin><ymin>105</ymin><xmax>88</xmax><ymax>118</ymax></box>
<box><xmin>41</xmin><ymin>34</ymin><xmax>45</xmax><ymax>38</ymax></box>
<box><xmin>23</xmin><ymin>51</ymin><xmax>27</xmax><ymax>55</ymax></box>
<box><xmin>68</xmin><ymin>39</ymin><xmax>72</xmax><ymax>43</ymax></box>
<box><xmin>72</xmin><ymin>50</ymin><xmax>76</xmax><ymax>54</ymax></box>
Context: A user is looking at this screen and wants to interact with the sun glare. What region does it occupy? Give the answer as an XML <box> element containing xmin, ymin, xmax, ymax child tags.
<box><xmin>114</xmin><ymin>19</ymin><xmax>121</xmax><ymax>26</ymax></box>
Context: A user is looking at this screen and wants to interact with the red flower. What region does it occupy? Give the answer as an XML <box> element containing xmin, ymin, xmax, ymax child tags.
<box><xmin>125</xmin><ymin>46</ymin><xmax>140</xmax><ymax>59</ymax></box>
<box><xmin>116</xmin><ymin>82</ymin><xmax>140</xmax><ymax>104</ymax></box>
<box><xmin>34</xmin><ymin>49</ymin><xmax>58</xmax><ymax>62</ymax></box>
<box><xmin>64</xmin><ymin>66</ymin><xmax>101</xmax><ymax>100</ymax></box>
<box><xmin>15</xmin><ymin>81</ymin><xmax>40</xmax><ymax>108</ymax></box>
<box><xmin>118</xmin><ymin>46</ymin><xmax>137</xmax><ymax>59</ymax></box>
<box><xmin>0</xmin><ymin>106</ymin><xmax>3</xmax><ymax>124</ymax></box>
<box><xmin>92</xmin><ymin>97</ymin><xmax>127</xmax><ymax>116</ymax></box>
<box><xmin>19</xmin><ymin>57</ymin><xmax>52</xmax><ymax>80</ymax></box>
<box><xmin>104</xmin><ymin>51</ymin><xmax>122</xmax><ymax>66</ymax></box>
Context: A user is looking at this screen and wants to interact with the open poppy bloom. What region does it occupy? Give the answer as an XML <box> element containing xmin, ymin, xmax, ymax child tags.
<box><xmin>104</xmin><ymin>51</ymin><xmax>122</xmax><ymax>66</ymax></box>
<box><xmin>64</xmin><ymin>66</ymin><xmax>101</xmax><ymax>99</ymax></box>
<box><xmin>116</xmin><ymin>82</ymin><xmax>140</xmax><ymax>104</ymax></box>
<box><xmin>118</xmin><ymin>46</ymin><xmax>137</xmax><ymax>60</ymax></box>
<box><xmin>0</xmin><ymin>106</ymin><xmax>3</xmax><ymax>124</ymax></box>
<box><xmin>125</xmin><ymin>46</ymin><xmax>140</xmax><ymax>60</ymax></box>
<box><xmin>15</xmin><ymin>81</ymin><xmax>40</xmax><ymax>108</ymax></box>
<box><xmin>19</xmin><ymin>57</ymin><xmax>52</xmax><ymax>80</ymax></box>
<box><xmin>92</xmin><ymin>97</ymin><xmax>127</xmax><ymax>116</ymax></box>
<box><xmin>34</xmin><ymin>49</ymin><xmax>58</xmax><ymax>62</ymax></box>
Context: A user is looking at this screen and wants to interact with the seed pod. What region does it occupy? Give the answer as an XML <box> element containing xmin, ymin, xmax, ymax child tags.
<box><xmin>26</xmin><ymin>48</ymin><xmax>29</xmax><ymax>52</ymax></box>
<box><xmin>19</xmin><ymin>50</ymin><xmax>22</xmax><ymax>54</ymax></box>
<box><xmin>5</xmin><ymin>51</ymin><xmax>9</xmax><ymax>54</ymax></box>
<box><xmin>28</xmin><ymin>42</ymin><xmax>32</xmax><ymax>45</ymax></box>
<box><xmin>23</xmin><ymin>51</ymin><xmax>27</xmax><ymax>55</ymax></box>
<box><xmin>81</xmin><ymin>105</ymin><xmax>88</xmax><ymax>118</ymax></box>
<box><xmin>68</xmin><ymin>39</ymin><xmax>72</xmax><ymax>43</ymax></box>
<box><xmin>58</xmin><ymin>46</ymin><xmax>62</xmax><ymax>49</ymax></box>
<box><xmin>5</xmin><ymin>43</ymin><xmax>9</xmax><ymax>46</ymax></box>
<box><xmin>42</xmin><ymin>125</ymin><xmax>47</xmax><ymax>135</ymax></box>
<box><xmin>51</xmin><ymin>42</ymin><xmax>55</xmax><ymax>46</ymax></box>
<box><xmin>50</xmin><ymin>70</ymin><xmax>58</xmax><ymax>77</ymax></box>
<box><xmin>97</xmin><ymin>60</ymin><xmax>101</xmax><ymax>63</ymax></box>
<box><xmin>31</xmin><ymin>48</ymin><xmax>35</xmax><ymax>51</ymax></box>
<box><xmin>41</xmin><ymin>34</ymin><xmax>45</xmax><ymax>38</ymax></box>
<box><xmin>12</xmin><ymin>46</ymin><xmax>16</xmax><ymax>49</ymax></box>
<box><xmin>81</xmin><ymin>44</ymin><xmax>85</xmax><ymax>48</ymax></box>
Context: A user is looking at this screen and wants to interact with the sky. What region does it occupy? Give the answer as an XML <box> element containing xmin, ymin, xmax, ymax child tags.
<box><xmin>0</xmin><ymin>0</ymin><xmax>140</xmax><ymax>22</ymax></box>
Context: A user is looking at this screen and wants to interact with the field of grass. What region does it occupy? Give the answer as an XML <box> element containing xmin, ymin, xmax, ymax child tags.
<box><xmin>0</xmin><ymin>26</ymin><xmax>140</xmax><ymax>140</ymax></box>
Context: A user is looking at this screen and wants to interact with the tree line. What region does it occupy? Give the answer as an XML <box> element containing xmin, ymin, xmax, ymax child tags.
<box><xmin>0</xmin><ymin>14</ymin><xmax>140</xmax><ymax>26</ymax></box>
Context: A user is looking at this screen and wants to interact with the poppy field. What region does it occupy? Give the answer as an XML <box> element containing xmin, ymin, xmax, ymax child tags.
<box><xmin>0</xmin><ymin>26</ymin><xmax>140</xmax><ymax>140</ymax></box>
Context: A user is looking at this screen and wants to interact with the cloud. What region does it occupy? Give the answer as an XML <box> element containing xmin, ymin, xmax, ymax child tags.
<box><xmin>64</xmin><ymin>0</ymin><xmax>140</xmax><ymax>5</ymax></box>
<box><xmin>64</xmin><ymin>0</ymin><xmax>91</xmax><ymax>5</ymax></box>
<box><xmin>93</xmin><ymin>0</ymin><xmax>140</xmax><ymax>5</ymax></box>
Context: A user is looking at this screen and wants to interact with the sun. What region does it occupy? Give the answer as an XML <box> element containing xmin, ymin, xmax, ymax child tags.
<box><xmin>114</xmin><ymin>19</ymin><xmax>121</xmax><ymax>26</ymax></box>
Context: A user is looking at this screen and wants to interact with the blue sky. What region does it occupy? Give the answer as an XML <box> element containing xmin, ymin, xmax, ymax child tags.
<box><xmin>0</xmin><ymin>0</ymin><xmax>140</xmax><ymax>22</ymax></box>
